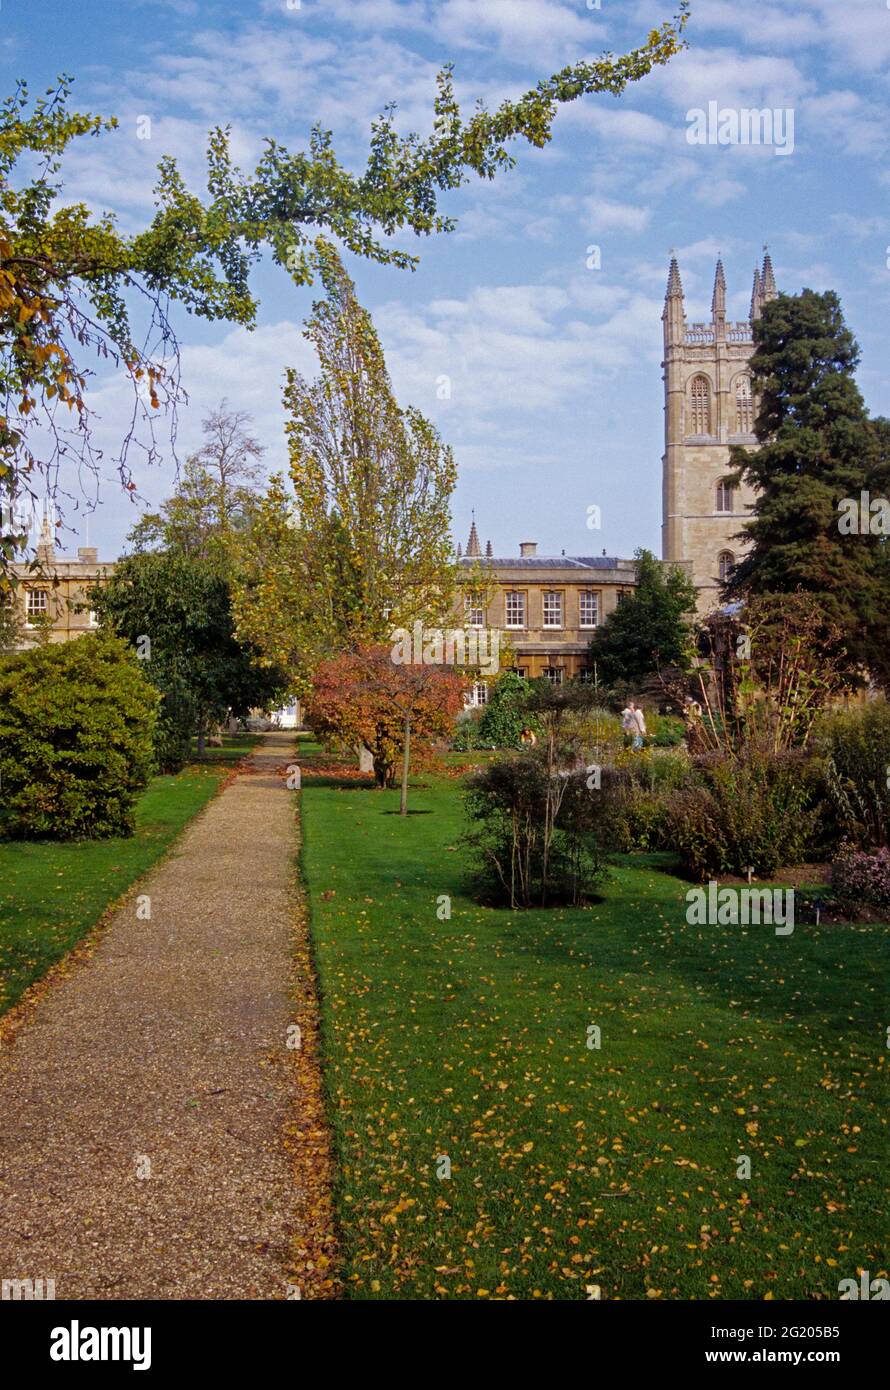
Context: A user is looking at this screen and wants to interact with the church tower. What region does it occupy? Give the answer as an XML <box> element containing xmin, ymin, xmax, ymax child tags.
<box><xmin>661</xmin><ymin>249</ymin><xmax>777</xmax><ymax>610</ymax></box>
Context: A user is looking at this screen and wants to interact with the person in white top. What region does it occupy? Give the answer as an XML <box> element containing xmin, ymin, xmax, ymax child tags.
<box><xmin>622</xmin><ymin>700</ymin><xmax>646</xmax><ymax>750</ymax></box>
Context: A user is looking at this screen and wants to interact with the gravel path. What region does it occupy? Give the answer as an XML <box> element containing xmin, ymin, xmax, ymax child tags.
<box><xmin>0</xmin><ymin>733</ymin><xmax>305</xmax><ymax>1300</ymax></box>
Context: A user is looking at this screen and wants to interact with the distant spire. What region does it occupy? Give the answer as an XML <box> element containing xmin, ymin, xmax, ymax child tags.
<box><xmin>456</xmin><ymin>542</ymin><xmax>462</xmax><ymax>559</ymax></box>
<box><xmin>465</xmin><ymin>512</ymin><xmax>481</xmax><ymax>558</ymax></box>
<box><xmin>485</xmin><ymin>540</ymin><xmax>493</xmax><ymax>557</ymax></box>
<box><xmin>750</xmin><ymin>265</ymin><xmax>763</xmax><ymax>321</ymax></box>
<box><xmin>711</xmin><ymin>257</ymin><xmax>726</xmax><ymax>318</ymax></box>
<box><xmin>761</xmin><ymin>246</ymin><xmax>777</xmax><ymax>301</ymax></box>
<box><xmin>665</xmin><ymin>253</ymin><xmax>684</xmax><ymax>300</ymax></box>
<box><xmin>36</xmin><ymin>508</ymin><xmax>56</xmax><ymax>563</ymax></box>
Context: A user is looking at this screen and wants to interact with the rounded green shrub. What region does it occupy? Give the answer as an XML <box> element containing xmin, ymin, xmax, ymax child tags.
<box><xmin>665</xmin><ymin>748</ymin><xmax>817</xmax><ymax>880</ymax></box>
<box><xmin>0</xmin><ymin>633</ymin><xmax>159</xmax><ymax>840</ymax></box>
<box><xmin>611</xmin><ymin>787</ymin><xmax>672</xmax><ymax>853</ymax></box>
<box><xmin>478</xmin><ymin>671</ymin><xmax>534</xmax><ymax>748</ymax></box>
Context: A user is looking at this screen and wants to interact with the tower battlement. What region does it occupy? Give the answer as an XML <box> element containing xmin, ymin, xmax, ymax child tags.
<box><xmin>685</xmin><ymin>322</ymin><xmax>753</xmax><ymax>345</ymax></box>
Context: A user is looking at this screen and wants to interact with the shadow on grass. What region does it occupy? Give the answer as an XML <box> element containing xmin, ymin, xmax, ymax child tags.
<box><xmin>479</xmin><ymin>857</ymin><xmax>889</xmax><ymax>1033</ymax></box>
<box><xmin>302</xmin><ymin>775</ymin><xmax>377</xmax><ymax>791</ymax></box>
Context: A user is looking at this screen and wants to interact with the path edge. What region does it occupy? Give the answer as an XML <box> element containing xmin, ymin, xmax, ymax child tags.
<box><xmin>0</xmin><ymin>756</ymin><xmax>243</xmax><ymax>1057</ymax></box>
<box><xmin>284</xmin><ymin>778</ymin><xmax>343</xmax><ymax>1299</ymax></box>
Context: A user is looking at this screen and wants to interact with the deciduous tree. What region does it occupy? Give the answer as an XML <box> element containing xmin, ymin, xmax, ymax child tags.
<box><xmin>128</xmin><ymin>404</ymin><xmax>264</xmax><ymax>567</ymax></box>
<box><xmin>305</xmin><ymin>644</ymin><xmax>465</xmax><ymax>801</ymax></box>
<box><xmin>235</xmin><ymin>247</ymin><xmax>460</xmax><ymax>684</ymax></box>
<box><xmin>92</xmin><ymin>552</ymin><xmax>285</xmax><ymax>770</ymax></box>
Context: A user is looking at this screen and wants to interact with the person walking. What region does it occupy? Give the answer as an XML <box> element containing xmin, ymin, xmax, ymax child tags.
<box><xmin>621</xmin><ymin>701</ymin><xmax>637</xmax><ymax>749</ymax></box>
<box><xmin>631</xmin><ymin>700</ymin><xmax>646</xmax><ymax>751</ymax></box>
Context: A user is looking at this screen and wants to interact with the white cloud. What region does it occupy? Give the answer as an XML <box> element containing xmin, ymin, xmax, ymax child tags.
<box><xmin>581</xmin><ymin>196</ymin><xmax>652</xmax><ymax>233</ymax></box>
<box><xmin>800</xmin><ymin>90</ymin><xmax>888</xmax><ymax>157</ymax></box>
<box><xmin>559</xmin><ymin>103</ymin><xmax>672</xmax><ymax>148</ymax></box>
<box><xmin>23</xmin><ymin>0</ymin><xmax>890</xmax><ymax>556</ymax></box>
<box><xmin>830</xmin><ymin>213</ymin><xmax>888</xmax><ymax>243</ymax></box>
<box><xmin>432</xmin><ymin>0</ymin><xmax>605</xmax><ymax>65</ymax></box>
<box><xmin>650</xmin><ymin>45</ymin><xmax>810</xmax><ymax>113</ymax></box>
<box><xmin>647</xmin><ymin>0</ymin><xmax>820</xmax><ymax>51</ymax></box>
<box><xmin>292</xmin><ymin>0</ymin><xmax>608</xmax><ymax>67</ymax></box>
<box><xmin>694</xmin><ymin>176</ymin><xmax>746</xmax><ymax>207</ymax></box>
<box><xmin>634</xmin><ymin>0</ymin><xmax>890</xmax><ymax>78</ymax></box>
<box><xmin>373</xmin><ymin>275</ymin><xmax>665</xmax><ymax>444</ymax></box>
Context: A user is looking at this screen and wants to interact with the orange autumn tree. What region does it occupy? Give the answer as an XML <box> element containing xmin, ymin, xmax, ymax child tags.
<box><xmin>305</xmin><ymin>644</ymin><xmax>465</xmax><ymax>809</ymax></box>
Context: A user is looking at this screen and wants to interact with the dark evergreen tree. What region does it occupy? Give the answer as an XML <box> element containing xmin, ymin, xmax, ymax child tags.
<box><xmin>586</xmin><ymin>549</ymin><xmax>697</xmax><ymax>687</ymax></box>
<box><xmin>724</xmin><ymin>289</ymin><xmax>890</xmax><ymax>685</ymax></box>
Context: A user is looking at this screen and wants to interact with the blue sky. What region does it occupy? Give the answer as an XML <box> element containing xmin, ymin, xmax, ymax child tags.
<box><xmin>6</xmin><ymin>0</ymin><xmax>890</xmax><ymax>560</ymax></box>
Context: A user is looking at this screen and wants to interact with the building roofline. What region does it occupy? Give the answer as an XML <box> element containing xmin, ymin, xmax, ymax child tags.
<box><xmin>459</xmin><ymin>555</ymin><xmax>636</xmax><ymax>573</ymax></box>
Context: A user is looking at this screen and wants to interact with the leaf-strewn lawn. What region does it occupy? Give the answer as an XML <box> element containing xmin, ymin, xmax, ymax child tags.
<box><xmin>0</xmin><ymin>761</ymin><xmax>233</xmax><ymax>1016</ymax></box>
<box><xmin>301</xmin><ymin>752</ymin><xmax>888</xmax><ymax>1300</ymax></box>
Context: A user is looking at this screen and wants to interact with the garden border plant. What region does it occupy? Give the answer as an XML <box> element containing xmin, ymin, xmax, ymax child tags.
<box><xmin>0</xmin><ymin>632</ymin><xmax>158</xmax><ymax>840</ymax></box>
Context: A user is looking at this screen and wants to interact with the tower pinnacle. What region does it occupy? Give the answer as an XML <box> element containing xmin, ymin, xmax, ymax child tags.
<box><xmin>665</xmin><ymin>254</ymin><xmax>684</xmax><ymax>300</ymax></box>
<box><xmin>750</xmin><ymin>266</ymin><xmax>763</xmax><ymax>321</ymax></box>
<box><xmin>711</xmin><ymin>257</ymin><xmax>727</xmax><ymax>338</ymax></box>
<box><xmin>663</xmin><ymin>253</ymin><xmax>686</xmax><ymax>348</ymax></box>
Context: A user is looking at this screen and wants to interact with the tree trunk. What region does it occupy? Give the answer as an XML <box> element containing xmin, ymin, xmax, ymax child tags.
<box><xmin>196</xmin><ymin>723</ymin><xmax>206</xmax><ymax>757</ymax></box>
<box><xmin>399</xmin><ymin>711</ymin><xmax>411</xmax><ymax>815</ymax></box>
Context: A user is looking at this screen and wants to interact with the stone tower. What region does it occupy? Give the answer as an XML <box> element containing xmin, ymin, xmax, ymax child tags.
<box><xmin>661</xmin><ymin>249</ymin><xmax>777</xmax><ymax>610</ymax></box>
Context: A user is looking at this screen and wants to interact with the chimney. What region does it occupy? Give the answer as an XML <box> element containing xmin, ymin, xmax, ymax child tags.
<box><xmin>519</xmin><ymin>541</ymin><xmax>537</xmax><ymax>557</ymax></box>
<box><xmin>77</xmin><ymin>547</ymin><xmax>98</xmax><ymax>565</ymax></box>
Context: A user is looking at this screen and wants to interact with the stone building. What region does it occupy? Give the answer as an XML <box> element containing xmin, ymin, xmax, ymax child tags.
<box><xmin>457</xmin><ymin>247</ymin><xmax>777</xmax><ymax>690</ymax></box>
<box><xmin>8</xmin><ymin>516</ymin><xmax>114</xmax><ymax>648</ymax></box>
<box><xmin>661</xmin><ymin>249</ymin><xmax>776</xmax><ymax>610</ymax></box>
<box><xmin>458</xmin><ymin>517</ymin><xmax>636</xmax><ymax>700</ymax></box>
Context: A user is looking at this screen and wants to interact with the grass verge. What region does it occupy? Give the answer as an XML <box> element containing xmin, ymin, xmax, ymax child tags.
<box><xmin>0</xmin><ymin>760</ymin><xmax>231</xmax><ymax>1016</ymax></box>
<box><xmin>300</xmin><ymin>751</ymin><xmax>888</xmax><ymax>1301</ymax></box>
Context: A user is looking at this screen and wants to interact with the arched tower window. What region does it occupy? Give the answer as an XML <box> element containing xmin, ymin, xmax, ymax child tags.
<box><xmin>715</xmin><ymin>481</ymin><xmax>734</xmax><ymax>513</ymax></box>
<box><xmin>689</xmin><ymin>375</ymin><xmax>711</xmax><ymax>435</ymax></box>
<box><xmin>735</xmin><ymin>375</ymin><xmax>753</xmax><ymax>434</ymax></box>
<box><xmin>718</xmin><ymin>550</ymin><xmax>735</xmax><ymax>585</ymax></box>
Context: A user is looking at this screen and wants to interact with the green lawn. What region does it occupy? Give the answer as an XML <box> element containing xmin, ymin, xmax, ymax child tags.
<box><xmin>189</xmin><ymin>733</ymin><xmax>264</xmax><ymax>764</ymax></box>
<box><xmin>0</xmin><ymin>762</ymin><xmax>231</xmax><ymax>1016</ymax></box>
<box><xmin>300</xmin><ymin>753</ymin><xmax>888</xmax><ymax>1301</ymax></box>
